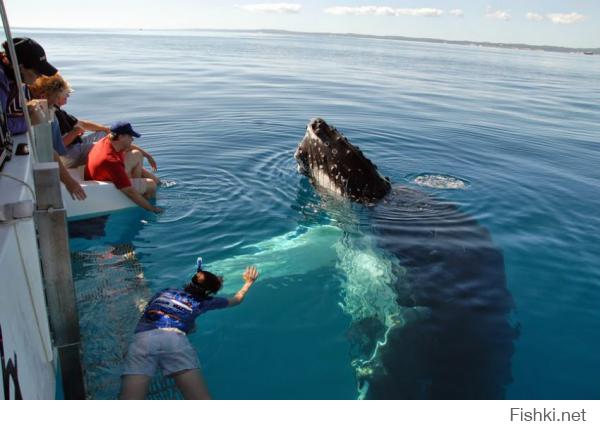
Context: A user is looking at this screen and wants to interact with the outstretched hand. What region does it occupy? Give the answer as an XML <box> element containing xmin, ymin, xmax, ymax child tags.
<box><xmin>228</xmin><ymin>266</ymin><xmax>259</xmax><ymax>307</ymax></box>
<box><xmin>66</xmin><ymin>179</ymin><xmax>87</xmax><ymax>200</ymax></box>
<box><xmin>242</xmin><ymin>266</ymin><xmax>259</xmax><ymax>283</ymax></box>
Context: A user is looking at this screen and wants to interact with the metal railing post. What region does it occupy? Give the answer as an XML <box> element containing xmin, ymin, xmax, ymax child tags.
<box><xmin>33</xmin><ymin>162</ymin><xmax>85</xmax><ymax>399</ymax></box>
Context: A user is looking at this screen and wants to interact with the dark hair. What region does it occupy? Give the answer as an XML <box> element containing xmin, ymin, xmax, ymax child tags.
<box><xmin>0</xmin><ymin>52</ymin><xmax>15</xmax><ymax>80</ymax></box>
<box><xmin>184</xmin><ymin>270</ymin><xmax>223</xmax><ymax>300</ymax></box>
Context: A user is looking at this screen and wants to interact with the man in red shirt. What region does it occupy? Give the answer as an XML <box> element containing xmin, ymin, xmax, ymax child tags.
<box><xmin>85</xmin><ymin>121</ymin><xmax>163</xmax><ymax>213</ymax></box>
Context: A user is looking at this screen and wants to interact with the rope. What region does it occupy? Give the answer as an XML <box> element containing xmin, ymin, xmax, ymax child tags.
<box><xmin>0</xmin><ymin>171</ymin><xmax>36</xmax><ymax>199</ymax></box>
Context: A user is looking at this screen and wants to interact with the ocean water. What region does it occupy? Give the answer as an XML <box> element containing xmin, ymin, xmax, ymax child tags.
<box><xmin>18</xmin><ymin>29</ymin><xmax>600</xmax><ymax>399</ymax></box>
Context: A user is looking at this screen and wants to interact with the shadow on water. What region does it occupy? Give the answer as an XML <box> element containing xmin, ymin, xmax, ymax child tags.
<box><xmin>68</xmin><ymin>208</ymin><xmax>147</xmax><ymax>246</ymax></box>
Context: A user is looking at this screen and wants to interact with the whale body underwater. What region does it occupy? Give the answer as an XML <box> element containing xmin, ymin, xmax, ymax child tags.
<box><xmin>295</xmin><ymin>118</ymin><xmax>519</xmax><ymax>399</ymax></box>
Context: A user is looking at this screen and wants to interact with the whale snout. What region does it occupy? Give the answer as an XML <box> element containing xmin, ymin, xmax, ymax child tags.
<box><xmin>296</xmin><ymin>118</ymin><xmax>392</xmax><ymax>203</ymax></box>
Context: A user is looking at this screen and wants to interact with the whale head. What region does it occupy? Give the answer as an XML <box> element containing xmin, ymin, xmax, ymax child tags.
<box><xmin>295</xmin><ymin>118</ymin><xmax>391</xmax><ymax>203</ymax></box>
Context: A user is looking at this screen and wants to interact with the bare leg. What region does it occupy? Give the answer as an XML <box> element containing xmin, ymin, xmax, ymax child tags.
<box><xmin>124</xmin><ymin>149</ymin><xmax>144</xmax><ymax>178</ymax></box>
<box><xmin>119</xmin><ymin>375</ymin><xmax>151</xmax><ymax>400</ymax></box>
<box><xmin>172</xmin><ymin>369</ymin><xmax>212</xmax><ymax>400</ymax></box>
<box><xmin>142</xmin><ymin>168</ymin><xmax>161</xmax><ymax>184</ymax></box>
<box><xmin>143</xmin><ymin>179</ymin><xmax>157</xmax><ymax>199</ymax></box>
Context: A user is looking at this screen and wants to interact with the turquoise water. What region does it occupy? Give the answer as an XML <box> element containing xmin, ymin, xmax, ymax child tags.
<box><xmin>19</xmin><ymin>29</ymin><xmax>600</xmax><ymax>399</ymax></box>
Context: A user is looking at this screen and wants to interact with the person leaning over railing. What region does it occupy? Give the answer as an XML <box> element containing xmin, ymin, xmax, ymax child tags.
<box><xmin>29</xmin><ymin>73</ymin><xmax>109</xmax><ymax>168</ymax></box>
<box><xmin>29</xmin><ymin>73</ymin><xmax>160</xmax><ymax>183</ymax></box>
<box><xmin>0</xmin><ymin>37</ymin><xmax>85</xmax><ymax>200</ymax></box>
<box><xmin>29</xmin><ymin>73</ymin><xmax>160</xmax><ymax>184</ymax></box>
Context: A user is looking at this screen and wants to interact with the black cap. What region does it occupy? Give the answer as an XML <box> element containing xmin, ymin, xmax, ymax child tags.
<box><xmin>12</xmin><ymin>38</ymin><xmax>57</xmax><ymax>76</ymax></box>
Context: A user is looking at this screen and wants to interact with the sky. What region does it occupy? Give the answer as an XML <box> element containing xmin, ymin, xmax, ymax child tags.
<box><xmin>4</xmin><ymin>0</ymin><xmax>599</xmax><ymax>48</ymax></box>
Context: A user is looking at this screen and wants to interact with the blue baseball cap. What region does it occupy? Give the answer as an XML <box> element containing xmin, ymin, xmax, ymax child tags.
<box><xmin>110</xmin><ymin>121</ymin><xmax>141</xmax><ymax>138</ymax></box>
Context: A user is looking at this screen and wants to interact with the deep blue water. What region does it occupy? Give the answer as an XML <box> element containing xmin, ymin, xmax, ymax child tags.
<box><xmin>18</xmin><ymin>29</ymin><xmax>600</xmax><ymax>399</ymax></box>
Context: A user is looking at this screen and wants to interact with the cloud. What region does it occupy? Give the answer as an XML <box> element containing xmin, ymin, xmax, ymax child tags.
<box><xmin>526</xmin><ymin>12</ymin><xmax>544</xmax><ymax>22</ymax></box>
<box><xmin>547</xmin><ymin>12</ymin><xmax>585</xmax><ymax>24</ymax></box>
<box><xmin>323</xmin><ymin>7</ymin><xmax>444</xmax><ymax>17</ymax></box>
<box><xmin>485</xmin><ymin>7</ymin><xmax>511</xmax><ymax>21</ymax></box>
<box><xmin>449</xmin><ymin>9</ymin><xmax>464</xmax><ymax>18</ymax></box>
<box><xmin>323</xmin><ymin>6</ymin><xmax>392</xmax><ymax>16</ymax></box>
<box><xmin>236</xmin><ymin>3</ymin><xmax>302</xmax><ymax>13</ymax></box>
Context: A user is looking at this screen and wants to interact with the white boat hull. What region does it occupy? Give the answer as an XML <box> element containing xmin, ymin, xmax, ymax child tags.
<box><xmin>1</xmin><ymin>149</ymin><xmax>55</xmax><ymax>399</ymax></box>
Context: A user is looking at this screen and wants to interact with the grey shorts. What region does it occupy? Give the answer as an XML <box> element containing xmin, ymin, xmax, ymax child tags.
<box><xmin>60</xmin><ymin>131</ymin><xmax>107</xmax><ymax>168</ymax></box>
<box><xmin>122</xmin><ymin>329</ymin><xmax>201</xmax><ymax>378</ymax></box>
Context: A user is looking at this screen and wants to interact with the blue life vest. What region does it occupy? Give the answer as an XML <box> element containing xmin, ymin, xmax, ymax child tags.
<box><xmin>135</xmin><ymin>288</ymin><xmax>229</xmax><ymax>334</ymax></box>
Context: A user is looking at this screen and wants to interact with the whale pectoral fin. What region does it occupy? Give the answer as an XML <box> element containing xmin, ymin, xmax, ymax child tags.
<box><xmin>208</xmin><ymin>225</ymin><xmax>343</xmax><ymax>293</ymax></box>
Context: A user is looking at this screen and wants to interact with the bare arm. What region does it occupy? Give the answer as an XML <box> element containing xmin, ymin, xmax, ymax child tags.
<box><xmin>63</xmin><ymin>121</ymin><xmax>109</xmax><ymax>146</ymax></box>
<box><xmin>54</xmin><ymin>151</ymin><xmax>87</xmax><ymax>200</ymax></box>
<box><xmin>120</xmin><ymin>186</ymin><xmax>163</xmax><ymax>213</ymax></box>
<box><xmin>130</xmin><ymin>144</ymin><xmax>158</xmax><ymax>171</ymax></box>
<box><xmin>62</xmin><ymin>126</ymin><xmax>84</xmax><ymax>147</ymax></box>
<box><xmin>76</xmin><ymin>120</ymin><xmax>110</xmax><ymax>133</ymax></box>
<box><xmin>227</xmin><ymin>266</ymin><xmax>259</xmax><ymax>307</ymax></box>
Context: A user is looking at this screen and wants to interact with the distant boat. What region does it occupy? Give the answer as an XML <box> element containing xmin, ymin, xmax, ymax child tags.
<box><xmin>583</xmin><ymin>51</ymin><xmax>594</xmax><ymax>55</ymax></box>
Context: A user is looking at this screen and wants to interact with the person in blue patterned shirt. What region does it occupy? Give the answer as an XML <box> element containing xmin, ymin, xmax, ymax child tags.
<box><xmin>120</xmin><ymin>262</ymin><xmax>259</xmax><ymax>400</ymax></box>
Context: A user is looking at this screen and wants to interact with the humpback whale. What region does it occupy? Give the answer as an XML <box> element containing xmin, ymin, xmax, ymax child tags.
<box><xmin>295</xmin><ymin>118</ymin><xmax>518</xmax><ymax>399</ymax></box>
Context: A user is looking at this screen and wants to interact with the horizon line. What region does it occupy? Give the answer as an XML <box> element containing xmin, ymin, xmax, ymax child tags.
<box><xmin>12</xmin><ymin>26</ymin><xmax>600</xmax><ymax>52</ymax></box>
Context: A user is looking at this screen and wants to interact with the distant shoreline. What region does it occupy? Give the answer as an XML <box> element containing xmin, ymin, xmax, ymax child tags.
<box><xmin>259</xmin><ymin>29</ymin><xmax>600</xmax><ymax>55</ymax></box>
<box><xmin>14</xmin><ymin>27</ymin><xmax>600</xmax><ymax>55</ymax></box>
